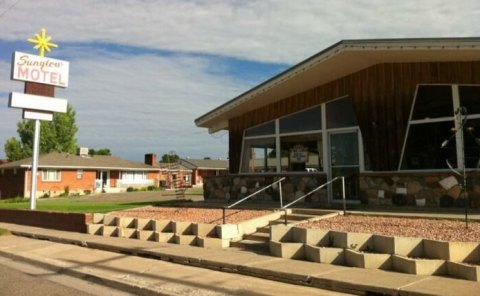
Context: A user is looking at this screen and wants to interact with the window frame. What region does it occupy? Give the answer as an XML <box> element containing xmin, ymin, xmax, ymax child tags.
<box><xmin>42</xmin><ymin>169</ymin><xmax>61</xmax><ymax>182</ymax></box>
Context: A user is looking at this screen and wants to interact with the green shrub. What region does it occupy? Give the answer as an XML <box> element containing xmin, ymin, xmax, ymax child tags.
<box><xmin>126</xmin><ymin>187</ymin><xmax>134</xmax><ymax>192</ymax></box>
<box><xmin>84</xmin><ymin>190</ymin><xmax>91</xmax><ymax>195</ymax></box>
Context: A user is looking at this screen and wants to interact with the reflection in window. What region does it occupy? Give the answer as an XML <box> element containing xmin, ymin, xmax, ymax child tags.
<box><xmin>459</xmin><ymin>86</ymin><xmax>480</xmax><ymax>115</ymax></box>
<box><xmin>401</xmin><ymin>121</ymin><xmax>457</xmax><ymax>170</ymax></box>
<box><xmin>280</xmin><ymin>106</ymin><xmax>321</xmax><ymax>133</ymax></box>
<box><xmin>244</xmin><ymin>121</ymin><xmax>275</xmax><ymax>137</ymax></box>
<box><xmin>280</xmin><ymin>134</ymin><xmax>322</xmax><ymax>172</ymax></box>
<box><xmin>464</xmin><ymin>118</ymin><xmax>480</xmax><ymax>169</ymax></box>
<box><xmin>326</xmin><ymin>97</ymin><xmax>358</xmax><ymax>129</ymax></box>
<box><xmin>411</xmin><ymin>85</ymin><xmax>453</xmax><ymax>120</ymax></box>
<box><xmin>241</xmin><ymin>138</ymin><xmax>276</xmax><ymax>173</ymax></box>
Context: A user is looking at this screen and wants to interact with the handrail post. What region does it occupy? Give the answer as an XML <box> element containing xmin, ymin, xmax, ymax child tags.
<box><xmin>342</xmin><ymin>176</ymin><xmax>346</xmax><ymax>215</ymax></box>
<box><xmin>222</xmin><ymin>207</ymin><xmax>226</xmax><ymax>224</ymax></box>
<box><xmin>279</xmin><ymin>179</ymin><xmax>283</xmax><ymax>208</ymax></box>
<box><xmin>284</xmin><ymin>209</ymin><xmax>288</xmax><ymax>225</ymax></box>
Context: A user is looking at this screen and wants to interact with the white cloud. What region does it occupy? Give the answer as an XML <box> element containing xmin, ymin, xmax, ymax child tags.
<box><xmin>1</xmin><ymin>0</ymin><xmax>479</xmax><ymax>64</ymax></box>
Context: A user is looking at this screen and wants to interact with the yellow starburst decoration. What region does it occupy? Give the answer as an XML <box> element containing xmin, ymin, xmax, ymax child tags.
<box><xmin>27</xmin><ymin>28</ymin><xmax>58</xmax><ymax>57</ymax></box>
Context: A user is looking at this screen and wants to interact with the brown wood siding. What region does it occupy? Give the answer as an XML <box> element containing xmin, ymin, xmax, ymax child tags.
<box><xmin>229</xmin><ymin>61</ymin><xmax>480</xmax><ymax>173</ymax></box>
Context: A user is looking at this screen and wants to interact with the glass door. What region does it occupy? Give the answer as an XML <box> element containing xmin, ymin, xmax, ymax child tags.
<box><xmin>329</xmin><ymin>131</ymin><xmax>360</xmax><ymax>201</ymax></box>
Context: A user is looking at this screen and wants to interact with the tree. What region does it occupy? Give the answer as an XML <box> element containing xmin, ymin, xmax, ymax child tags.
<box><xmin>161</xmin><ymin>152</ymin><xmax>179</xmax><ymax>163</ymax></box>
<box><xmin>4</xmin><ymin>105</ymin><xmax>79</xmax><ymax>161</ymax></box>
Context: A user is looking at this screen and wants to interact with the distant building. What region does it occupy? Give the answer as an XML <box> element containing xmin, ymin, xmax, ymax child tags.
<box><xmin>179</xmin><ymin>158</ymin><xmax>228</xmax><ymax>186</ymax></box>
<box><xmin>0</xmin><ymin>151</ymin><xmax>163</xmax><ymax>199</ymax></box>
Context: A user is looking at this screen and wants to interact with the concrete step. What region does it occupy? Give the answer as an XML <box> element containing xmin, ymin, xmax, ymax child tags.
<box><xmin>244</xmin><ymin>232</ymin><xmax>270</xmax><ymax>242</ymax></box>
<box><xmin>280</xmin><ymin>213</ymin><xmax>317</xmax><ymax>221</ymax></box>
<box><xmin>291</xmin><ymin>209</ymin><xmax>339</xmax><ymax>216</ymax></box>
<box><xmin>230</xmin><ymin>239</ymin><xmax>269</xmax><ymax>254</ymax></box>
<box><xmin>256</xmin><ymin>226</ymin><xmax>270</xmax><ymax>234</ymax></box>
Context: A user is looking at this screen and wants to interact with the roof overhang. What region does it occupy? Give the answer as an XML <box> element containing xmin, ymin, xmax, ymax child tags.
<box><xmin>195</xmin><ymin>38</ymin><xmax>480</xmax><ymax>133</ymax></box>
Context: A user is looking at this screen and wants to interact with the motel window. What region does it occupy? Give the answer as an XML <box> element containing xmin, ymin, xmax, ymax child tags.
<box><xmin>76</xmin><ymin>169</ymin><xmax>83</xmax><ymax>179</ymax></box>
<box><xmin>400</xmin><ymin>84</ymin><xmax>480</xmax><ymax>170</ymax></box>
<box><xmin>121</xmin><ymin>171</ymin><xmax>147</xmax><ymax>181</ymax></box>
<box><xmin>42</xmin><ymin>170</ymin><xmax>61</xmax><ymax>182</ymax></box>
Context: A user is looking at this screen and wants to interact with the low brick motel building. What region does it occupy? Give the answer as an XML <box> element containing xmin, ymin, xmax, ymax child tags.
<box><xmin>0</xmin><ymin>151</ymin><xmax>164</xmax><ymax>199</ymax></box>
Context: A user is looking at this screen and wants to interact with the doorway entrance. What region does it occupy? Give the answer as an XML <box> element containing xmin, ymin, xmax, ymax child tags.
<box><xmin>328</xmin><ymin>130</ymin><xmax>360</xmax><ymax>201</ymax></box>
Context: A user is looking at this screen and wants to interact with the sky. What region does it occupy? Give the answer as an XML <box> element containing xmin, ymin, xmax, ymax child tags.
<box><xmin>1</xmin><ymin>0</ymin><xmax>479</xmax><ymax>162</ymax></box>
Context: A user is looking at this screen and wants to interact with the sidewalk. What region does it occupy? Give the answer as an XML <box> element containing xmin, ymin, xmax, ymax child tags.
<box><xmin>0</xmin><ymin>222</ymin><xmax>479</xmax><ymax>296</ymax></box>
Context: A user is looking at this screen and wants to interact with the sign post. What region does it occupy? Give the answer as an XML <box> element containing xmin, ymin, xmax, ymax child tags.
<box><xmin>8</xmin><ymin>29</ymin><xmax>69</xmax><ymax>210</ymax></box>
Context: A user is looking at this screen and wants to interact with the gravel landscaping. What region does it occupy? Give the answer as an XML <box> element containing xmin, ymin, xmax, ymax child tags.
<box><xmin>110</xmin><ymin>205</ymin><xmax>480</xmax><ymax>242</ymax></box>
<box><xmin>299</xmin><ymin>214</ymin><xmax>480</xmax><ymax>242</ymax></box>
<box><xmin>109</xmin><ymin>206</ymin><xmax>273</xmax><ymax>225</ymax></box>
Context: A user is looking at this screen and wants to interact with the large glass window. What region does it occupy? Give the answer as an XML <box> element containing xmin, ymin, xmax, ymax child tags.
<box><xmin>280</xmin><ymin>134</ymin><xmax>323</xmax><ymax>172</ymax></box>
<box><xmin>241</xmin><ymin>138</ymin><xmax>276</xmax><ymax>173</ymax></box>
<box><xmin>244</xmin><ymin>121</ymin><xmax>275</xmax><ymax>137</ymax></box>
<box><xmin>411</xmin><ymin>85</ymin><xmax>453</xmax><ymax>120</ymax></box>
<box><xmin>326</xmin><ymin>97</ymin><xmax>358</xmax><ymax>129</ymax></box>
<box><xmin>280</xmin><ymin>106</ymin><xmax>321</xmax><ymax>133</ymax></box>
<box><xmin>400</xmin><ymin>84</ymin><xmax>480</xmax><ymax>170</ymax></box>
<box><xmin>401</xmin><ymin>121</ymin><xmax>457</xmax><ymax>169</ymax></box>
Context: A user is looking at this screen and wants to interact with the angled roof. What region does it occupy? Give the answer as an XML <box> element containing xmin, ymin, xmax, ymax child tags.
<box><xmin>179</xmin><ymin>158</ymin><xmax>229</xmax><ymax>170</ymax></box>
<box><xmin>195</xmin><ymin>37</ymin><xmax>480</xmax><ymax>133</ymax></box>
<box><xmin>0</xmin><ymin>152</ymin><xmax>162</xmax><ymax>171</ymax></box>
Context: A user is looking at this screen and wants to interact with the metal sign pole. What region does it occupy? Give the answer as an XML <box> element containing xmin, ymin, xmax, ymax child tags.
<box><xmin>30</xmin><ymin>119</ymin><xmax>40</xmax><ymax>210</ymax></box>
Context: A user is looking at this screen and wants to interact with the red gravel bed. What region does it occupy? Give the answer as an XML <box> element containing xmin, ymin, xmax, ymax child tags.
<box><xmin>299</xmin><ymin>215</ymin><xmax>480</xmax><ymax>242</ymax></box>
<box><xmin>109</xmin><ymin>206</ymin><xmax>272</xmax><ymax>225</ymax></box>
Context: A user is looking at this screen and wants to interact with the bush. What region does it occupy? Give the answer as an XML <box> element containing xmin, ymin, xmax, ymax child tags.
<box><xmin>147</xmin><ymin>185</ymin><xmax>158</xmax><ymax>191</ymax></box>
<box><xmin>126</xmin><ymin>187</ymin><xmax>135</xmax><ymax>192</ymax></box>
<box><xmin>84</xmin><ymin>190</ymin><xmax>91</xmax><ymax>195</ymax></box>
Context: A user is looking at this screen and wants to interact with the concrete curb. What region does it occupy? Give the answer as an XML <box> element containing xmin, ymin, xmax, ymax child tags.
<box><xmin>2</xmin><ymin>225</ymin><xmax>480</xmax><ymax>296</ymax></box>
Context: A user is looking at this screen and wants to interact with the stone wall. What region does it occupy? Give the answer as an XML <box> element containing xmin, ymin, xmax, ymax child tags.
<box><xmin>205</xmin><ymin>172</ymin><xmax>480</xmax><ymax>208</ymax></box>
<box><xmin>203</xmin><ymin>174</ymin><xmax>328</xmax><ymax>205</ymax></box>
<box><xmin>359</xmin><ymin>172</ymin><xmax>480</xmax><ymax>208</ymax></box>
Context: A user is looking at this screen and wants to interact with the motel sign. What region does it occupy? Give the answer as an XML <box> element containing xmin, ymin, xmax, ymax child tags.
<box><xmin>11</xmin><ymin>51</ymin><xmax>69</xmax><ymax>88</ymax></box>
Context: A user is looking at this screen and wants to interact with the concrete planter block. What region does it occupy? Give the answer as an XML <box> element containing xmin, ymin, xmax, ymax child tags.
<box><xmin>447</xmin><ymin>261</ymin><xmax>480</xmax><ymax>281</ymax></box>
<box><xmin>304</xmin><ymin>244</ymin><xmax>344</xmax><ymax>265</ymax></box>
<box><xmin>330</xmin><ymin>231</ymin><xmax>372</xmax><ymax>250</ymax></box>
<box><xmin>173</xmin><ymin>221</ymin><xmax>194</xmax><ymax>235</ymax></box>
<box><xmin>292</xmin><ymin>227</ymin><xmax>330</xmax><ymax>245</ymax></box>
<box><xmin>87</xmin><ymin>223</ymin><xmax>103</xmax><ymax>235</ymax></box>
<box><xmin>137</xmin><ymin>230</ymin><xmax>156</xmax><ymax>241</ymax></box>
<box><xmin>153</xmin><ymin>220</ymin><xmax>173</xmax><ymax>232</ymax></box>
<box><xmin>194</xmin><ymin>223</ymin><xmax>217</xmax><ymax>237</ymax></box>
<box><xmin>373</xmin><ymin>235</ymin><xmax>423</xmax><ymax>257</ymax></box>
<box><xmin>269</xmin><ymin>241</ymin><xmax>305</xmax><ymax>259</ymax></box>
<box><xmin>102</xmin><ymin>215</ymin><xmax>118</xmax><ymax>226</ymax></box>
<box><xmin>197</xmin><ymin>237</ymin><xmax>230</xmax><ymax>248</ymax></box>
<box><xmin>117</xmin><ymin>217</ymin><xmax>136</xmax><ymax>228</ymax></box>
<box><xmin>102</xmin><ymin>225</ymin><xmax>119</xmax><ymax>237</ymax></box>
<box><xmin>119</xmin><ymin>228</ymin><xmax>137</xmax><ymax>239</ymax></box>
<box><xmin>345</xmin><ymin>249</ymin><xmax>392</xmax><ymax>270</ymax></box>
<box><xmin>175</xmin><ymin>234</ymin><xmax>197</xmax><ymax>246</ymax></box>
<box><xmin>136</xmin><ymin>218</ymin><xmax>154</xmax><ymax>230</ymax></box>
<box><xmin>155</xmin><ymin>232</ymin><xmax>175</xmax><ymax>243</ymax></box>
<box><xmin>216</xmin><ymin>224</ymin><xmax>240</xmax><ymax>240</ymax></box>
<box><xmin>392</xmin><ymin>255</ymin><xmax>447</xmax><ymax>275</ymax></box>
<box><xmin>424</xmin><ymin>239</ymin><xmax>479</xmax><ymax>262</ymax></box>
<box><xmin>92</xmin><ymin>213</ymin><xmax>105</xmax><ymax>224</ymax></box>
<box><xmin>270</xmin><ymin>224</ymin><xmax>293</xmax><ymax>242</ymax></box>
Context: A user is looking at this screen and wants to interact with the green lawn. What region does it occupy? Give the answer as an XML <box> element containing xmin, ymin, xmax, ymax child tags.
<box><xmin>0</xmin><ymin>198</ymin><xmax>177</xmax><ymax>213</ymax></box>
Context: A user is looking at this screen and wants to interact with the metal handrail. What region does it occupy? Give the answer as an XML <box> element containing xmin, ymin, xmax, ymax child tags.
<box><xmin>222</xmin><ymin>177</ymin><xmax>286</xmax><ymax>224</ymax></box>
<box><xmin>281</xmin><ymin>176</ymin><xmax>346</xmax><ymax>224</ymax></box>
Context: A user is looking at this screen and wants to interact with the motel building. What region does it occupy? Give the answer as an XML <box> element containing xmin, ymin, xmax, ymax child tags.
<box><xmin>195</xmin><ymin>38</ymin><xmax>480</xmax><ymax>209</ymax></box>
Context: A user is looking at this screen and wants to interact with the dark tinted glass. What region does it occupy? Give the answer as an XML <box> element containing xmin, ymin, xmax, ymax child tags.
<box><xmin>459</xmin><ymin>86</ymin><xmax>480</xmax><ymax>115</ymax></box>
<box><xmin>412</xmin><ymin>85</ymin><xmax>453</xmax><ymax>120</ymax></box>
<box><xmin>326</xmin><ymin>98</ymin><xmax>358</xmax><ymax>128</ymax></box>
<box><xmin>280</xmin><ymin>106</ymin><xmax>322</xmax><ymax>133</ymax></box>
<box><xmin>244</xmin><ymin>121</ymin><xmax>275</xmax><ymax>137</ymax></box>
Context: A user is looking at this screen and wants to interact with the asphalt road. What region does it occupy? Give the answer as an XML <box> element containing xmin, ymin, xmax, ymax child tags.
<box><xmin>0</xmin><ymin>256</ymin><xmax>134</xmax><ymax>296</ymax></box>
